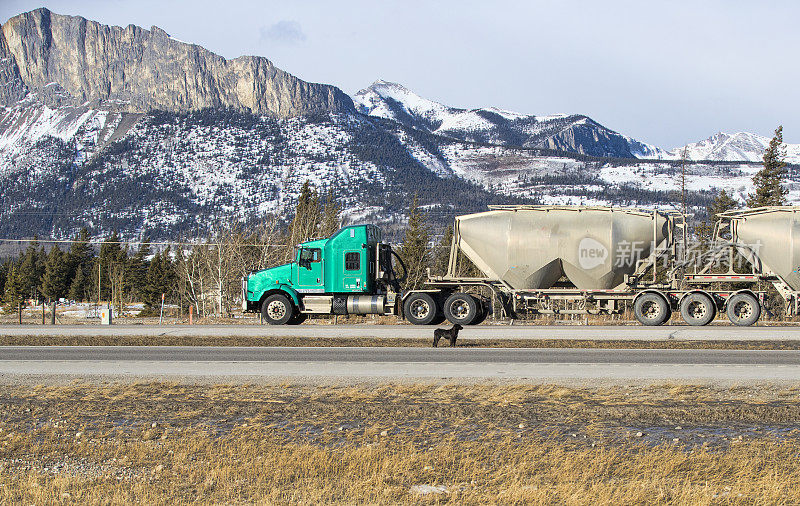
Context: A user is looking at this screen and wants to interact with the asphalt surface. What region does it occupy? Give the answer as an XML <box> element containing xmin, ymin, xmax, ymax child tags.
<box><xmin>3</xmin><ymin>324</ymin><xmax>800</xmax><ymax>341</ymax></box>
<box><xmin>2</xmin><ymin>346</ymin><xmax>800</xmax><ymax>382</ymax></box>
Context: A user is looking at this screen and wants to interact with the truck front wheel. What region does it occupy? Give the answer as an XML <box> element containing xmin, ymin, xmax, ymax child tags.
<box><xmin>261</xmin><ymin>294</ymin><xmax>294</xmax><ymax>325</ymax></box>
<box><xmin>404</xmin><ymin>293</ymin><xmax>439</xmax><ymax>325</ymax></box>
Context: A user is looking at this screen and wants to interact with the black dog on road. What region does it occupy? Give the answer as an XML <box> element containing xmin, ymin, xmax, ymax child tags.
<box><xmin>433</xmin><ymin>324</ymin><xmax>463</xmax><ymax>347</ymax></box>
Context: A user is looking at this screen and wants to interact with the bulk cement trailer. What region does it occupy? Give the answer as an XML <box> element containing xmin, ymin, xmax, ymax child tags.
<box><xmin>243</xmin><ymin>205</ymin><xmax>798</xmax><ymax>326</ymax></box>
<box><xmin>402</xmin><ymin>205</ymin><xmax>800</xmax><ymax>326</ymax></box>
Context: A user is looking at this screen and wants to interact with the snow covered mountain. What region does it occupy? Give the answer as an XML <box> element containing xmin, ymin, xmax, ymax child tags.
<box><xmin>353</xmin><ymin>81</ymin><xmax>800</xmax><ymax>167</ymax></box>
<box><xmin>662</xmin><ymin>132</ymin><xmax>800</xmax><ymax>164</ymax></box>
<box><xmin>1</xmin><ymin>9</ymin><xmax>799</xmax><ymax>242</ymax></box>
<box><xmin>353</xmin><ymin>80</ymin><xmax>665</xmax><ymax>159</ymax></box>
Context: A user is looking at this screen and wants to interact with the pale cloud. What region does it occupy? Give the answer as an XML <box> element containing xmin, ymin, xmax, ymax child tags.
<box><xmin>259</xmin><ymin>20</ymin><xmax>306</xmax><ymax>46</ymax></box>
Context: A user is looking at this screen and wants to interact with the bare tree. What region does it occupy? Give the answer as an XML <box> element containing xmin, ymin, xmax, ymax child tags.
<box><xmin>175</xmin><ymin>215</ymin><xmax>289</xmax><ymax>317</ymax></box>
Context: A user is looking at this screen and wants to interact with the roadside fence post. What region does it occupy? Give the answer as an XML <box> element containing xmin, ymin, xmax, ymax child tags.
<box><xmin>51</xmin><ymin>301</ymin><xmax>57</xmax><ymax>325</ymax></box>
<box><xmin>18</xmin><ymin>302</ymin><xmax>22</xmax><ymax>325</ymax></box>
<box><xmin>159</xmin><ymin>293</ymin><xmax>165</xmax><ymax>325</ymax></box>
<box><xmin>42</xmin><ymin>302</ymin><xmax>45</xmax><ymax>325</ymax></box>
<box><xmin>189</xmin><ymin>304</ymin><xmax>193</xmax><ymax>325</ymax></box>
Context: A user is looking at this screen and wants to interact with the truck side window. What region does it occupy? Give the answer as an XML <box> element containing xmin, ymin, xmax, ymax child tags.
<box><xmin>300</xmin><ymin>248</ymin><xmax>321</xmax><ymax>263</ymax></box>
<box><xmin>345</xmin><ymin>252</ymin><xmax>360</xmax><ymax>271</ymax></box>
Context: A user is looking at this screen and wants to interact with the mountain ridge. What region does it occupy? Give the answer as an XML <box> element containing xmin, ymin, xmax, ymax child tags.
<box><xmin>352</xmin><ymin>80</ymin><xmax>664</xmax><ymax>159</ymax></box>
<box><xmin>354</xmin><ymin>80</ymin><xmax>800</xmax><ymax>165</ymax></box>
<box><xmin>0</xmin><ymin>8</ymin><xmax>354</xmax><ymax>117</ymax></box>
<box><xmin>662</xmin><ymin>131</ymin><xmax>800</xmax><ymax>164</ymax></box>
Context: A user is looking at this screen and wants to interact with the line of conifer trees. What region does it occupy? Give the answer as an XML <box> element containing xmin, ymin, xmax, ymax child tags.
<box><xmin>0</xmin><ymin>228</ymin><xmax>178</xmax><ymax>313</ymax></box>
<box><xmin>0</xmin><ymin>180</ymin><xmax>346</xmax><ymax>316</ymax></box>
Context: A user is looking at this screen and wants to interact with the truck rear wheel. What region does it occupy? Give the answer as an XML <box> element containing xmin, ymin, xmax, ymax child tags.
<box><xmin>261</xmin><ymin>294</ymin><xmax>294</xmax><ymax>325</ymax></box>
<box><xmin>633</xmin><ymin>293</ymin><xmax>670</xmax><ymax>326</ymax></box>
<box><xmin>404</xmin><ymin>293</ymin><xmax>439</xmax><ymax>325</ymax></box>
<box><xmin>444</xmin><ymin>292</ymin><xmax>479</xmax><ymax>325</ymax></box>
<box><xmin>680</xmin><ymin>292</ymin><xmax>716</xmax><ymax>326</ymax></box>
<box><xmin>726</xmin><ymin>293</ymin><xmax>760</xmax><ymax>326</ymax></box>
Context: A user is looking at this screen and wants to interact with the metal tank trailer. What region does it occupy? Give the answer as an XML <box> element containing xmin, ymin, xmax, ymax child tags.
<box><xmin>688</xmin><ymin>206</ymin><xmax>800</xmax><ymax>317</ymax></box>
<box><xmin>402</xmin><ymin>205</ymin><xmax>800</xmax><ymax>326</ymax></box>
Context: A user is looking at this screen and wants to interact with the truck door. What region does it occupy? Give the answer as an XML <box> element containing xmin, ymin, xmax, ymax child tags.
<box><xmin>297</xmin><ymin>248</ymin><xmax>323</xmax><ymax>291</ymax></box>
<box><xmin>342</xmin><ymin>250</ymin><xmax>365</xmax><ymax>292</ymax></box>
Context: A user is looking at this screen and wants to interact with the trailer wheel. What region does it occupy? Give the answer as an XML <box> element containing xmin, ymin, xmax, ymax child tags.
<box><xmin>680</xmin><ymin>292</ymin><xmax>716</xmax><ymax>326</ymax></box>
<box><xmin>404</xmin><ymin>293</ymin><xmax>439</xmax><ymax>325</ymax></box>
<box><xmin>726</xmin><ymin>293</ymin><xmax>760</xmax><ymax>326</ymax></box>
<box><xmin>633</xmin><ymin>293</ymin><xmax>670</xmax><ymax>326</ymax></box>
<box><xmin>444</xmin><ymin>292</ymin><xmax>479</xmax><ymax>325</ymax></box>
<box><xmin>261</xmin><ymin>294</ymin><xmax>294</xmax><ymax>325</ymax></box>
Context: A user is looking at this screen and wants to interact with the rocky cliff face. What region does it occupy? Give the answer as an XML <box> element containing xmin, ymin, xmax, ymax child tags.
<box><xmin>0</xmin><ymin>8</ymin><xmax>354</xmax><ymax>117</ymax></box>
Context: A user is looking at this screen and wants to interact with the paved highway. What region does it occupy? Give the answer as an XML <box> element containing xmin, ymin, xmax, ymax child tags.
<box><xmin>2</xmin><ymin>346</ymin><xmax>800</xmax><ymax>381</ymax></box>
<box><xmin>2</xmin><ymin>324</ymin><xmax>800</xmax><ymax>340</ymax></box>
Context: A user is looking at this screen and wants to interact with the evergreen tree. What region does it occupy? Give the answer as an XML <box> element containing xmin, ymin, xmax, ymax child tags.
<box><xmin>319</xmin><ymin>187</ymin><xmax>341</xmax><ymax>237</ymax></box>
<box><xmin>144</xmin><ymin>251</ymin><xmax>163</xmax><ymax>308</ymax></box>
<box><xmin>0</xmin><ymin>260</ymin><xmax>7</xmax><ymax>299</ymax></box>
<box><xmin>747</xmin><ymin>126</ymin><xmax>787</xmax><ymax>207</ymax></box>
<box><xmin>3</xmin><ymin>262</ymin><xmax>23</xmax><ymax>310</ymax></box>
<box><xmin>17</xmin><ymin>241</ymin><xmax>42</xmax><ymax>300</ymax></box>
<box><xmin>144</xmin><ymin>247</ymin><xmax>177</xmax><ymax>308</ymax></box>
<box><xmin>709</xmin><ymin>189</ymin><xmax>738</xmax><ymax>222</ymax></box>
<box><xmin>433</xmin><ymin>223</ymin><xmax>481</xmax><ymax>278</ymax></box>
<box><xmin>399</xmin><ymin>195</ymin><xmax>431</xmax><ymax>290</ymax></box>
<box><xmin>126</xmin><ymin>239</ymin><xmax>151</xmax><ymax>302</ymax></box>
<box><xmin>288</xmin><ymin>180</ymin><xmax>321</xmax><ymax>249</ymax></box>
<box><xmin>68</xmin><ymin>267</ymin><xmax>88</xmax><ymax>302</ymax></box>
<box><xmin>433</xmin><ymin>225</ymin><xmax>454</xmax><ymax>276</ymax></box>
<box><xmin>41</xmin><ymin>245</ymin><xmax>69</xmax><ymax>301</ymax></box>
<box><xmin>67</xmin><ymin>228</ymin><xmax>94</xmax><ymax>301</ymax></box>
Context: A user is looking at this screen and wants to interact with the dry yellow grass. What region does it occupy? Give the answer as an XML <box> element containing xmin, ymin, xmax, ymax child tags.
<box><xmin>1</xmin><ymin>383</ymin><xmax>799</xmax><ymax>504</ymax></box>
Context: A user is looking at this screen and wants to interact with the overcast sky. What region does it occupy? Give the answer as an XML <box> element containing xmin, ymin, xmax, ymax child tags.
<box><xmin>2</xmin><ymin>0</ymin><xmax>797</xmax><ymax>148</ymax></box>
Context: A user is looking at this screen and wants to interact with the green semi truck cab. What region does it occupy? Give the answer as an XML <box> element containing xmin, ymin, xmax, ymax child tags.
<box><xmin>243</xmin><ymin>224</ymin><xmax>401</xmax><ymax>324</ymax></box>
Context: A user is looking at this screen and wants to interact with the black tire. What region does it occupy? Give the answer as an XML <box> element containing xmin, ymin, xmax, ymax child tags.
<box><xmin>726</xmin><ymin>293</ymin><xmax>761</xmax><ymax>326</ymax></box>
<box><xmin>680</xmin><ymin>292</ymin><xmax>716</xmax><ymax>326</ymax></box>
<box><xmin>443</xmin><ymin>292</ymin><xmax>480</xmax><ymax>325</ymax></box>
<box><xmin>470</xmin><ymin>296</ymin><xmax>489</xmax><ymax>325</ymax></box>
<box><xmin>261</xmin><ymin>294</ymin><xmax>294</xmax><ymax>325</ymax></box>
<box><xmin>633</xmin><ymin>293</ymin><xmax>670</xmax><ymax>326</ymax></box>
<box><xmin>404</xmin><ymin>293</ymin><xmax>439</xmax><ymax>325</ymax></box>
